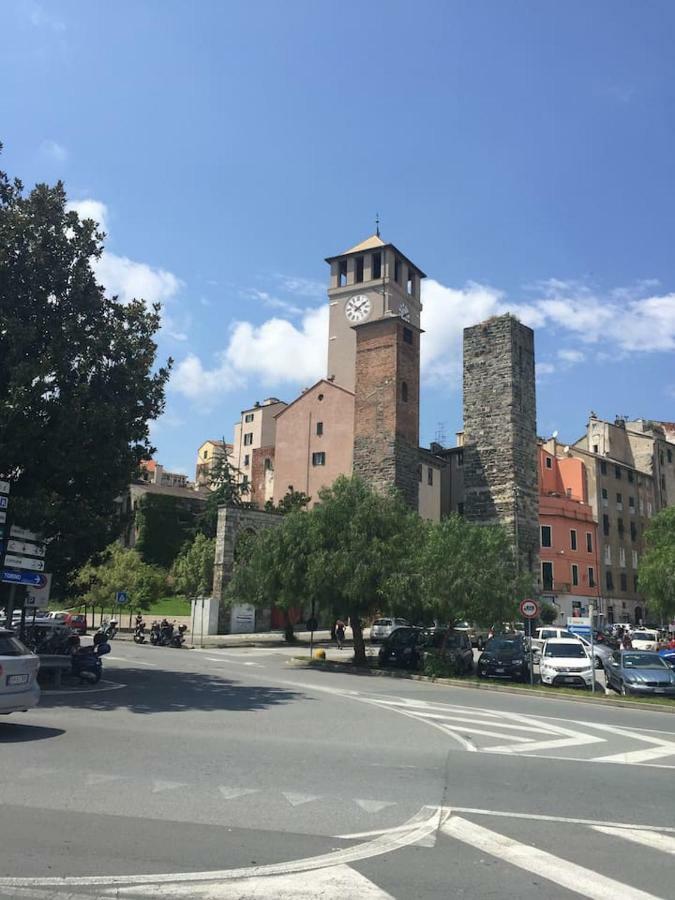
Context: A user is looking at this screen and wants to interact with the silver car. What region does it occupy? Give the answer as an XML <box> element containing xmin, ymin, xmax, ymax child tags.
<box><xmin>370</xmin><ymin>617</ymin><xmax>410</xmax><ymax>644</ymax></box>
<box><xmin>0</xmin><ymin>628</ymin><xmax>40</xmax><ymax>715</ymax></box>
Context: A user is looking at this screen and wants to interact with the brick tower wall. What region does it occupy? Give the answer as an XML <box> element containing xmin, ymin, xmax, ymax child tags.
<box><xmin>353</xmin><ymin>318</ymin><xmax>420</xmax><ymax>509</ymax></box>
<box><xmin>462</xmin><ymin>314</ymin><xmax>539</xmax><ymax>576</ymax></box>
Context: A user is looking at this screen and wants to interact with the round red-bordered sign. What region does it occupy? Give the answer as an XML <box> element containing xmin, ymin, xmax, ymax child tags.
<box><xmin>519</xmin><ymin>598</ymin><xmax>540</xmax><ymax>619</ymax></box>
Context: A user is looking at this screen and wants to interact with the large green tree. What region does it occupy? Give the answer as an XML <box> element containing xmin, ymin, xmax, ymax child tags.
<box><xmin>0</xmin><ymin>158</ymin><xmax>171</xmax><ymax>584</ymax></box>
<box><xmin>72</xmin><ymin>544</ymin><xmax>166</xmax><ymax>617</ymax></box>
<box><xmin>639</xmin><ymin>506</ymin><xmax>675</xmax><ymax>623</ymax></box>
<box><xmin>171</xmin><ymin>533</ymin><xmax>215</xmax><ymax>600</ymax></box>
<box><xmin>135</xmin><ymin>494</ymin><xmax>197</xmax><ymax>569</ymax></box>
<box><xmin>198</xmin><ymin>450</ymin><xmax>250</xmax><ymax>538</ymax></box>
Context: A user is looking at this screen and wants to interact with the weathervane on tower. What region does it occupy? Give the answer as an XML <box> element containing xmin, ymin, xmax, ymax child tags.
<box><xmin>375</xmin><ymin>212</ymin><xmax>380</xmax><ymax>238</ymax></box>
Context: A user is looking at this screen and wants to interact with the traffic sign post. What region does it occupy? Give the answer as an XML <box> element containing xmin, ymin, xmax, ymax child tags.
<box><xmin>519</xmin><ymin>598</ymin><xmax>541</xmax><ymax>686</ymax></box>
<box><xmin>116</xmin><ymin>591</ymin><xmax>129</xmax><ymax>606</ymax></box>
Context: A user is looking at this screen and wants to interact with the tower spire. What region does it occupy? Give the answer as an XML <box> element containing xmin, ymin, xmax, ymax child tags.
<box><xmin>375</xmin><ymin>212</ymin><xmax>380</xmax><ymax>238</ymax></box>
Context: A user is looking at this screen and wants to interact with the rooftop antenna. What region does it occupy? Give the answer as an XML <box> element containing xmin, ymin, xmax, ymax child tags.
<box><xmin>375</xmin><ymin>212</ymin><xmax>380</xmax><ymax>238</ymax></box>
<box><xmin>434</xmin><ymin>422</ymin><xmax>447</xmax><ymax>447</ymax></box>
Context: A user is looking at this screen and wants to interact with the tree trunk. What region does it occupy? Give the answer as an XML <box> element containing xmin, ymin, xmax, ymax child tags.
<box><xmin>350</xmin><ymin>612</ymin><xmax>366</xmax><ymax>666</ymax></box>
<box><xmin>284</xmin><ymin>613</ymin><xmax>296</xmax><ymax>643</ymax></box>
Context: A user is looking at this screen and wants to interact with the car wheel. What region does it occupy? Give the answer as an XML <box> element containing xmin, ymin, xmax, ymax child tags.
<box><xmin>620</xmin><ymin>682</ymin><xmax>629</xmax><ymax>696</ymax></box>
<box><xmin>465</xmin><ymin>658</ymin><xmax>473</xmax><ymax>675</ymax></box>
<box><xmin>595</xmin><ymin>656</ymin><xmax>602</xmax><ymax>670</ymax></box>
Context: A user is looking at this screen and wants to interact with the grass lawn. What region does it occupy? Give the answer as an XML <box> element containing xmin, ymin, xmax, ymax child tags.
<box><xmin>52</xmin><ymin>595</ymin><xmax>192</xmax><ymax>617</ymax></box>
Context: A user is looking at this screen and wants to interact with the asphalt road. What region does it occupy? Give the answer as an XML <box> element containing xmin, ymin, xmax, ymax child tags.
<box><xmin>1</xmin><ymin>641</ymin><xmax>674</xmax><ymax>899</ymax></box>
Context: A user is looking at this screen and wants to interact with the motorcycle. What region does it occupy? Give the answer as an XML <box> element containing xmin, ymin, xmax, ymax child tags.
<box><xmin>149</xmin><ymin>620</ymin><xmax>162</xmax><ymax>646</ymax></box>
<box><xmin>71</xmin><ymin>641</ymin><xmax>111</xmax><ymax>684</ymax></box>
<box><xmin>170</xmin><ymin>624</ymin><xmax>188</xmax><ymax>648</ymax></box>
<box><xmin>133</xmin><ymin>619</ymin><xmax>147</xmax><ymax>644</ymax></box>
<box><xmin>97</xmin><ymin>619</ymin><xmax>118</xmax><ymax>641</ymax></box>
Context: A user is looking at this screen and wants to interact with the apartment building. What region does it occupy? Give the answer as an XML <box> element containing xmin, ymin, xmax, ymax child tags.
<box><xmin>195</xmin><ymin>440</ymin><xmax>233</xmax><ymax>489</ymax></box>
<box><xmin>231</xmin><ymin>397</ymin><xmax>287</xmax><ymax>502</ymax></box>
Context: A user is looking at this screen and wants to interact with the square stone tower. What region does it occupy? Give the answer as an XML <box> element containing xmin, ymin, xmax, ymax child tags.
<box><xmin>463</xmin><ymin>314</ymin><xmax>539</xmax><ymax>576</ymax></box>
<box><xmin>352</xmin><ymin>317</ymin><xmax>420</xmax><ymax>509</ymax></box>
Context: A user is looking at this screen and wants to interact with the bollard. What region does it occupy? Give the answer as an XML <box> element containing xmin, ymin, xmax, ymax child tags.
<box><xmin>313</xmin><ymin>648</ymin><xmax>326</xmax><ymax>660</ymax></box>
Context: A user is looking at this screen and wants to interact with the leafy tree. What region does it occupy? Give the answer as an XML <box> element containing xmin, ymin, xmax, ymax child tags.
<box><xmin>198</xmin><ymin>449</ymin><xmax>250</xmax><ymax>537</ymax></box>
<box><xmin>171</xmin><ymin>533</ymin><xmax>215</xmax><ymax>600</ymax></box>
<box><xmin>264</xmin><ymin>488</ymin><xmax>311</xmax><ymax>515</ymax></box>
<box><xmin>135</xmin><ymin>494</ymin><xmax>197</xmax><ymax>569</ymax></box>
<box><xmin>639</xmin><ymin>506</ymin><xmax>675</xmax><ymax>623</ymax></box>
<box><xmin>72</xmin><ymin>544</ymin><xmax>166</xmax><ymax>617</ymax></box>
<box><xmin>539</xmin><ymin>602</ymin><xmax>559</xmax><ymax>625</ymax></box>
<box><xmin>0</xmin><ymin>156</ymin><xmax>170</xmax><ymax>588</ymax></box>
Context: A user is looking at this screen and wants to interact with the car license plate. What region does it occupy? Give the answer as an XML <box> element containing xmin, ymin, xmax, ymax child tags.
<box><xmin>562</xmin><ymin>676</ymin><xmax>576</xmax><ymax>682</ymax></box>
<box><xmin>654</xmin><ymin>688</ymin><xmax>665</xmax><ymax>694</ymax></box>
<box><xmin>7</xmin><ymin>674</ymin><xmax>29</xmax><ymax>686</ymax></box>
<box><xmin>495</xmin><ymin>667</ymin><xmax>505</xmax><ymax>673</ymax></box>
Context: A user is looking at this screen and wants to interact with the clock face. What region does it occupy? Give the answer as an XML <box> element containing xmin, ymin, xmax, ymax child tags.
<box><xmin>345</xmin><ymin>294</ymin><xmax>371</xmax><ymax>323</ymax></box>
<box><xmin>398</xmin><ymin>302</ymin><xmax>411</xmax><ymax>321</ymax></box>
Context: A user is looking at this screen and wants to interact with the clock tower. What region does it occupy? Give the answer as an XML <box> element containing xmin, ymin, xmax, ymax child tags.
<box><xmin>325</xmin><ymin>234</ymin><xmax>425</xmax><ymax>392</ymax></box>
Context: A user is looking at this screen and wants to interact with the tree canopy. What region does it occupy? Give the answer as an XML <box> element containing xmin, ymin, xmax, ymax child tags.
<box><xmin>198</xmin><ymin>450</ymin><xmax>250</xmax><ymax>538</ymax></box>
<box><xmin>0</xmin><ymin>158</ymin><xmax>170</xmax><ymax>582</ymax></box>
<box><xmin>135</xmin><ymin>494</ymin><xmax>197</xmax><ymax>569</ymax></box>
<box><xmin>639</xmin><ymin>506</ymin><xmax>675</xmax><ymax>623</ymax></box>
<box><xmin>72</xmin><ymin>544</ymin><xmax>166</xmax><ymax>614</ymax></box>
<box><xmin>171</xmin><ymin>533</ymin><xmax>216</xmax><ymax>600</ymax></box>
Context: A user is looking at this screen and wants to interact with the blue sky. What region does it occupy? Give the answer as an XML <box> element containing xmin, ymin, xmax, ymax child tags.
<box><xmin>2</xmin><ymin>0</ymin><xmax>674</xmax><ymax>476</ymax></box>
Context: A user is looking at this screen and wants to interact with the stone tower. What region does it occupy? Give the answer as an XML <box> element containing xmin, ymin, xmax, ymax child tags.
<box><xmin>325</xmin><ymin>235</ymin><xmax>425</xmax><ymax>392</ymax></box>
<box><xmin>463</xmin><ymin>314</ymin><xmax>539</xmax><ymax>577</ymax></box>
<box><xmin>352</xmin><ymin>316</ymin><xmax>421</xmax><ymax>509</ymax></box>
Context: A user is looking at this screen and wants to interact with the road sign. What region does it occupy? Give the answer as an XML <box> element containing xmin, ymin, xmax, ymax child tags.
<box><xmin>0</xmin><ymin>496</ymin><xmax>8</xmax><ymax>509</ymax></box>
<box><xmin>25</xmin><ymin>573</ymin><xmax>52</xmax><ymax>608</ymax></box>
<box><xmin>116</xmin><ymin>591</ymin><xmax>129</xmax><ymax>605</ymax></box>
<box><xmin>3</xmin><ymin>554</ymin><xmax>45</xmax><ymax>572</ymax></box>
<box><xmin>567</xmin><ymin>616</ymin><xmax>592</xmax><ymax>639</ymax></box>
<box><xmin>9</xmin><ymin>526</ymin><xmax>40</xmax><ymax>542</ymax></box>
<box><xmin>1</xmin><ymin>570</ymin><xmax>47</xmax><ymax>586</ymax></box>
<box><xmin>0</xmin><ymin>512</ymin><xmax>5</xmax><ymax>524</ymax></box>
<box><xmin>519</xmin><ymin>598</ymin><xmax>540</xmax><ymax>619</ymax></box>
<box><xmin>6</xmin><ymin>539</ymin><xmax>46</xmax><ymax>558</ymax></box>
<box><xmin>0</xmin><ymin>480</ymin><xmax>9</xmax><ymax>495</ymax></box>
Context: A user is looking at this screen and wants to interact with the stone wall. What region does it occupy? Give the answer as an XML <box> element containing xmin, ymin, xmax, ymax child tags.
<box><xmin>463</xmin><ymin>314</ymin><xmax>539</xmax><ymax>576</ymax></box>
<box><xmin>250</xmin><ymin>446</ymin><xmax>275</xmax><ymax>507</ymax></box>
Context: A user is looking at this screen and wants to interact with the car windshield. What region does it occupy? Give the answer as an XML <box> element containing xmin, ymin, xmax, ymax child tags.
<box><xmin>487</xmin><ymin>638</ymin><xmax>521</xmax><ymax>652</ymax></box>
<box><xmin>623</xmin><ymin>653</ymin><xmax>666</xmax><ymax>669</ymax></box>
<box><xmin>632</xmin><ymin>632</ymin><xmax>656</xmax><ymax>641</ymax></box>
<box><xmin>0</xmin><ymin>635</ymin><xmax>31</xmax><ymax>656</ymax></box>
<box><xmin>544</xmin><ymin>643</ymin><xmax>586</xmax><ymax>658</ymax></box>
<box><xmin>373</xmin><ymin>619</ymin><xmax>391</xmax><ymax>627</ymax></box>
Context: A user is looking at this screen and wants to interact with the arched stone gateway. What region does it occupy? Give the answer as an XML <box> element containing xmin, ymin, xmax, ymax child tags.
<box><xmin>211</xmin><ymin>506</ymin><xmax>283</xmax><ymax>633</ymax></box>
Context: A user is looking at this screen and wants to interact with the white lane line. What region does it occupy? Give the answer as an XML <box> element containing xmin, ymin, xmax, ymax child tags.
<box><xmin>438</xmin><ymin>724</ymin><xmax>532</xmax><ymax>743</ymax></box>
<box><xmin>592</xmin><ymin>826</ymin><xmax>675</xmax><ymax>854</ymax></box>
<box><xmin>447</xmin><ymin>806</ymin><xmax>675</xmax><ymax>834</ymax></box>
<box><xmin>281</xmin><ymin>792</ymin><xmax>321</xmax><ymax>807</ymax></box>
<box><xmin>354</xmin><ymin>799</ymin><xmax>397</xmax><ymax>813</ymax></box>
<box><xmin>85</xmin><ymin>773</ymin><xmax>122</xmax><ymax>787</ymax></box>
<box><xmin>218</xmin><ymin>786</ymin><xmax>259</xmax><ymax>800</ymax></box>
<box><xmin>202</xmin><ymin>657</ymin><xmax>263</xmax><ymax>668</ymax></box>
<box><xmin>357</xmin><ymin>698</ymin><xmax>477</xmax><ymax>752</ymax></box>
<box><xmin>490</xmin><ymin>734</ymin><xmax>606</xmax><ymax>754</ymax></box>
<box><xmin>442</xmin><ymin>815</ymin><xmax>664</xmax><ymax>900</ymax></box>
<box><xmin>403</xmin><ymin>710</ymin><xmax>547</xmax><ymax>735</ymax></box>
<box><xmin>487</xmin><ymin>751</ymin><xmax>675</xmax><ymax>771</ymax></box>
<box><xmin>152</xmin><ymin>780</ymin><xmax>187</xmax><ymax>793</ymax></box>
<box><xmin>0</xmin><ymin>805</ymin><xmax>447</xmax><ymax>888</ymax></box>
<box><xmin>592</xmin><ymin>745</ymin><xmax>675</xmax><ymax>765</ymax></box>
<box><xmin>106</xmin><ymin>656</ymin><xmax>157</xmax><ymax>667</ymax></box>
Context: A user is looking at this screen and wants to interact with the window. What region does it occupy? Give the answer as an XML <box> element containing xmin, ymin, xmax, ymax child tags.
<box><xmin>634</xmin><ymin>575</ymin><xmax>639</xmax><ymax>592</ymax></box>
<box><xmin>592</xmin><ymin>444</ymin><xmax>599</xmax><ymax>454</ymax></box>
<box><xmin>241</xmin><ymin>476</ymin><xmax>249</xmax><ymax>491</ymax></box>
<box><xmin>606</xmin><ymin>570</ymin><xmax>614</xmax><ymax>591</ymax></box>
<box><xmin>601</xmin><ymin>488</ymin><xmax>608</xmax><ymax>507</ymax></box>
<box><xmin>338</xmin><ymin>260</ymin><xmax>348</xmax><ymax>287</ymax></box>
<box><xmin>632</xmin><ymin>550</ymin><xmax>638</xmax><ymax>569</ymax></box>
<box><xmin>371</xmin><ymin>252</ymin><xmax>381</xmax><ymax>280</ymax></box>
<box><xmin>660</xmin><ymin>451</ymin><xmax>665</xmax><ymax>466</ymax></box>
<box><xmin>355</xmin><ymin>256</ymin><xmax>364</xmax><ymax>283</ymax></box>
<box><xmin>616</xmin><ymin>492</ymin><xmax>623</xmax><ymax>510</ymax></box>
<box><xmin>628</xmin><ymin>496</ymin><xmax>635</xmax><ymax>513</ymax></box>
<box><xmin>600</xmin><ymin>461</ymin><xmax>607</xmax><ymax>475</ymax></box>
<box><xmin>202</xmin><ymin>450</ymin><xmax>208</xmax><ymax>459</ymax></box>
<box><xmin>264</xmin><ymin>458</ymin><xmax>272</xmax><ymax>471</ymax></box>
<box><xmin>572</xmin><ymin>564</ymin><xmax>579</xmax><ymax>587</ymax></box>
<box><xmin>457</xmin><ymin>450</ymin><xmax>464</xmax><ymax>467</ymax></box>
<box><xmin>427</xmin><ymin>467</ymin><xmax>433</xmax><ymax>486</ymax></box>
<box><xmin>619</xmin><ymin>547</ymin><xmax>626</xmax><ymax>568</ymax></box>
<box><xmin>570</xmin><ymin>529</ymin><xmax>577</xmax><ymax>551</ymax></box>
<box><xmin>401</xmin><ymin>381</ymin><xmax>408</xmax><ymax>402</ymax></box>
<box><xmin>648</xmin><ymin>501</ymin><xmax>653</xmax><ymax>516</ymax></box>
<box><xmin>406</xmin><ymin>267</ymin><xmax>414</xmax><ymax>295</ymax></box>
<box><xmin>661</xmin><ymin>475</ymin><xmax>666</xmax><ymax>491</ymax></box>
<box><xmin>316</xmin><ymin>421</ymin><xmax>323</xmax><ymax>436</ymax></box>
<box><xmin>244</xmin><ymin>413</ymin><xmax>254</xmax><ymax>423</ymax></box>
<box><xmin>615</xmin><ymin>465</ymin><xmax>622</xmax><ymax>479</ymax></box>
<box><xmin>243</xmin><ymin>454</ymin><xmax>250</xmax><ymax>467</ymax></box>
<box><xmin>243</xmin><ymin>432</ymin><xmax>253</xmax><ymax>446</ymax></box>
<box><xmin>394</xmin><ymin>257</ymin><xmax>401</xmax><ymax>283</ymax></box>
<box><xmin>540</xmin><ymin>525</ymin><xmax>552</xmax><ymax>548</ymax></box>
<box><xmin>545</xmin><ymin>457</ymin><xmax>552</xmax><ymax>469</ymax></box>
<box><xmin>669</xmin><ymin>448</ymin><xmax>673</xmax><ymax>464</ymax></box>
<box><xmin>604</xmin><ymin>545</ymin><xmax>612</xmax><ymax>565</ymax></box>
<box><xmin>617</xmin><ymin>517</ymin><xmax>624</xmax><ymax>537</ymax></box>
<box><xmin>630</xmin><ymin>521</ymin><xmax>637</xmax><ymax>542</ymax></box>
<box><xmin>541</xmin><ymin>561</ymin><xmax>554</xmax><ymax>591</ymax></box>
<box><xmin>457</xmin><ymin>502</ymin><xmax>464</xmax><ymax>516</ymax></box>
<box><xmin>603</xmin><ymin>514</ymin><xmax>610</xmax><ymax>536</ymax></box>
<box><xmin>620</xmin><ymin>573</ymin><xmax>627</xmax><ymax>592</ymax></box>
<box><xmin>639</xmin><ymin>497</ymin><xmax>644</xmax><ymax>515</ymax></box>
<box><xmin>403</xmin><ymin>327</ymin><xmax>413</xmax><ymax>345</ymax></box>
<box><xmin>627</xmin><ymin>470</ymin><xmax>634</xmax><ymax>483</ymax></box>
<box><xmin>311</xmin><ymin>452</ymin><xmax>326</xmax><ymax>466</ymax></box>
<box><xmin>318</xmin><ymin>393</ymin><xmax>324</xmax><ymax>401</ymax></box>
<box><xmin>586</xmin><ymin>532</ymin><xmax>593</xmax><ymax>553</ymax></box>
<box><xmin>588</xmin><ymin>567</ymin><xmax>595</xmax><ymax>588</ymax></box>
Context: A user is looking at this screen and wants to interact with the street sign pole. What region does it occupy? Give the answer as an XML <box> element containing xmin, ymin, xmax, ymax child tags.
<box><xmin>589</xmin><ymin>601</ymin><xmax>596</xmax><ymax>695</ymax></box>
<box><xmin>519</xmin><ymin>598</ymin><xmax>540</xmax><ymax>687</ymax></box>
<box><xmin>529</xmin><ymin>618</ymin><xmax>534</xmax><ymax>686</ymax></box>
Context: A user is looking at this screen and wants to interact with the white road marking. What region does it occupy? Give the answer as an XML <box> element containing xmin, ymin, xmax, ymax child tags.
<box><xmin>152</xmin><ymin>780</ymin><xmax>187</xmax><ymax>793</ymax></box>
<box><xmin>592</xmin><ymin>745</ymin><xmax>675</xmax><ymax>764</ymax></box>
<box><xmin>42</xmin><ymin>679</ymin><xmax>126</xmax><ymax>695</ymax></box>
<box><xmin>592</xmin><ymin>826</ymin><xmax>675</xmax><ymax>854</ymax></box>
<box><xmin>445</xmin><ymin>806</ymin><xmax>675</xmax><ymax>834</ymax></box>
<box><xmin>107</xmin><ymin>656</ymin><xmax>157</xmax><ymax>667</ymax></box>
<box><xmin>355</xmin><ymin>799</ymin><xmax>396</xmax><ymax>813</ymax></box>
<box><xmin>442</xmin><ymin>815</ymin><xmax>664</xmax><ymax>900</ymax></box>
<box><xmin>218</xmin><ymin>786</ymin><xmax>259</xmax><ymax>800</ymax></box>
<box><xmin>85</xmin><ymin>773</ymin><xmax>122</xmax><ymax>786</ymax></box>
<box><xmin>0</xmin><ymin>806</ymin><xmax>446</xmax><ymax>889</ymax></box>
<box><xmin>281</xmin><ymin>791</ymin><xmax>320</xmax><ymax>807</ymax></box>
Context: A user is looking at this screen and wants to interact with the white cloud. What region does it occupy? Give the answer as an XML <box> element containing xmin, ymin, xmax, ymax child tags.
<box><xmin>275</xmin><ymin>275</ymin><xmax>325</xmax><ymax>299</ymax></box>
<box><xmin>536</xmin><ymin>362</ymin><xmax>556</xmax><ymax>379</ymax></box>
<box><xmin>225</xmin><ymin>306</ymin><xmax>328</xmax><ymax>386</ymax></box>
<box><xmin>170</xmin><ymin>353</ymin><xmax>245</xmax><ymax>410</ymax></box>
<box><xmin>40</xmin><ymin>139</ymin><xmax>68</xmax><ymax>162</ymax></box>
<box><xmin>29</xmin><ymin>4</ymin><xmax>65</xmax><ymax>31</ymax></box>
<box><xmin>67</xmin><ymin>199</ymin><xmax>107</xmax><ymax>231</ymax></box>
<box><xmin>245</xmin><ymin>288</ymin><xmax>304</xmax><ymax>317</ymax></box>
<box><xmin>557</xmin><ymin>348</ymin><xmax>585</xmax><ymax>364</ymax></box>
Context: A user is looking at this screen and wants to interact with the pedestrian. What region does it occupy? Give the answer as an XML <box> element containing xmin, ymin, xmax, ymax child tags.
<box><xmin>622</xmin><ymin>631</ymin><xmax>633</xmax><ymax>650</ymax></box>
<box><xmin>335</xmin><ymin>619</ymin><xmax>346</xmax><ymax>650</ymax></box>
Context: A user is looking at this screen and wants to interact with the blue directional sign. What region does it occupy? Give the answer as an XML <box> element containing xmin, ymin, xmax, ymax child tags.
<box><xmin>116</xmin><ymin>591</ymin><xmax>129</xmax><ymax>605</ymax></box>
<box><xmin>1</xmin><ymin>570</ymin><xmax>47</xmax><ymax>586</ymax></box>
<box><xmin>0</xmin><ymin>496</ymin><xmax>8</xmax><ymax>509</ymax></box>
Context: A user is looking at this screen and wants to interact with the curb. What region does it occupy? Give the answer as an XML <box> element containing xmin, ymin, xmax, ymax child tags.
<box><xmin>287</xmin><ymin>658</ymin><xmax>675</xmax><ymax>714</ymax></box>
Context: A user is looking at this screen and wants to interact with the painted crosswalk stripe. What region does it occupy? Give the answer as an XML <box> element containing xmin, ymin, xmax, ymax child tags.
<box><xmin>281</xmin><ymin>792</ymin><xmax>320</xmax><ymax>807</ymax></box>
<box><xmin>218</xmin><ymin>786</ymin><xmax>259</xmax><ymax>800</ymax></box>
<box><xmin>592</xmin><ymin>826</ymin><xmax>675</xmax><ymax>854</ymax></box>
<box><xmin>591</xmin><ymin>745</ymin><xmax>675</xmax><ymax>765</ymax></box>
<box><xmin>442</xmin><ymin>815</ymin><xmax>664</xmax><ymax>900</ymax></box>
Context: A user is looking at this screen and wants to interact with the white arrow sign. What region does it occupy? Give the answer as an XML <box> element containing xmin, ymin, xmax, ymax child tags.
<box><xmin>4</xmin><ymin>554</ymin><xmax>45</xmax><ymax>572</ymax></box>
<box><xmin>7</xmin><ymin>539</ymin><xmax>46</xmax><ymax>558</ymax></box>
<box><xmin>0</xmin><ymin>481</ymin><xmax>9</xmax><ymax>495</ymax></box>
<box><xmin>9</xmin><ymin>526</ymin><xmax>40</xmax><ymax>542</ymax></box>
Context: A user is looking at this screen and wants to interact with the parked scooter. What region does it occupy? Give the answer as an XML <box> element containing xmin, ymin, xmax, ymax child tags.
<box><xmin>71</xmin><ymin>640</ymin><xmax>111</xmax><ymax>684</ymax></box>
<box><xmin>170</xmin><ymin>624</ymin><xmax>188</xmax><ymax>648</ymax></box>
<box><xmin>97</xmin><ymin>619</ymin><xmax>118</xmax><ymax>641</ymax></box>
<box><xmin>133</xmin><ymin>615</ymin><xmax>147</xmax><ymax>644</ymax></box>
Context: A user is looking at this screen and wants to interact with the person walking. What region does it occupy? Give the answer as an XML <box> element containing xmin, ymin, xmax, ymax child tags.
<box><xmin>622</xmin><ymin>631</ymin><xmax>633</xmax><ymax>650</ymax></box>
<box><xmin>335</xmin><ymin>619</ymin><xmax>346</xmax><ymax>650</ymax></box>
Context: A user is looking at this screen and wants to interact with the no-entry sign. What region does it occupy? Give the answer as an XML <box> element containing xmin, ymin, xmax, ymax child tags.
<box><xmin>519</xmin><ymin>598</ymin><xmax>540</xmax><ymax>619</ymax></box>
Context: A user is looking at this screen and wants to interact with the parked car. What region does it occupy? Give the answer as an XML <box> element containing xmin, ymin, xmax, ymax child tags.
<box><xmin>378</xmin><ymin>627</ymin><xmax>425</xmax><ymax>670</ymax></box>
<box><xmin>46</xmin><ymin>611</ymin><xmax>69</xmax><ymax>622</ymax></box>
<box><xmin>539</xmin><ymin>638</ymin><xmax>594</xmax><ymax>689</ymax></box>
<box><xmin>477</xmin><ymin>634</ymin><xmax>529</xmax><ymax>681</ymax></box>
<box><xmin>370</xmin><ymin>617</ymin><xmax>410</xmax><ymax>644</ymax></box>
<box><xmin>576</xmin><ymin>635</ymin><xmax>613</xmax><ymax>670</ymax></box>
<box><xmin>630</xmin><ymin>630</ymin><xmax>660</xmax><ymax>652</ymax></box>
<box><xmin>604</xmin><ymin>650</ymin><xmax>675</xmax><ymax>697</ymax></box>
<box><xmin>425</xmin><ymin>628</ymin><xmax>474</xmax><ymax>674</ymax></box>
<box><xmin>0</xmin><ymin>628</ymin><xmax>40</xmax><ymax>714</ymax></box>
<box><xmin>65</xmin><ymin>613</ymin><xmax>87</xmax><ymax>635</ymax></box>
<box><xmin>530</xmin><ymin>627</ymin><xmax>577</xmax><ymax>656</ymax></box>
<box><xmin>455</xmin><ymin>622</ymin><xmax>490</xmax><ymax>650</ymax></box>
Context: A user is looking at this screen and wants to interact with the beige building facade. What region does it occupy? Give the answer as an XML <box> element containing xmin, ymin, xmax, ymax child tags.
<box><xmin>195</xmin><ymin>440</ymin><xmax>233</xmax><ymax>489</ymax></box>
<box><xmin>232</xmin><ymin>397</ymin><xmax>287</xmax><ymax>500</ymax></box>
